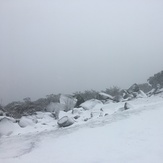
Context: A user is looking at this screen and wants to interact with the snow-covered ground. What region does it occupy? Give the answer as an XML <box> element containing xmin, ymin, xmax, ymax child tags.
<box><xmin>0</xmin><ymin>94</ymin><xmax>163</xmax><ymax>163</ymax></box>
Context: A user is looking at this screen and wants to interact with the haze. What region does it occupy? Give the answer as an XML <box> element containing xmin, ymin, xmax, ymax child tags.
<box><xmin>0</xmin><ymin>0</ymin><xmax>163</xmax><ymax>105</ymax></box>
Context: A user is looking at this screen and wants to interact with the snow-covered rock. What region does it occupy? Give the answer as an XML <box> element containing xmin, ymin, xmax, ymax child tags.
<box><xmin>99</xmin><ymin>92</ymin><xmax>114</xmax><ymax>100</ymax></box>
<box><xmin>57</xmin><ymin>116</ymin><xmax>74</xmax><ymax>127</ymax></box>
<box><xmin>80</xmin><ymin>99</ymin><xmax>103</xmax><ymax>110</ymax></box>
<box><xmin>18</xmin><ymin>116</ymin><xmax>38</xmax><ymax>128</ymax></box>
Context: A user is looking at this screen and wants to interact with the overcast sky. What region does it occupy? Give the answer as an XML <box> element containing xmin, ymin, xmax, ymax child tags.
<box><xmin>0</xmin><ymin>0</ymin><xmax>163</xmax><ymax>105</ymax></box>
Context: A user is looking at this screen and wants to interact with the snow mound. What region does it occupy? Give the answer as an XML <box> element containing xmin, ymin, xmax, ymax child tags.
<box><xmin>0</xmin><ymin>118</ymin><xmax>17</xmax><ymax>136</ymax></box>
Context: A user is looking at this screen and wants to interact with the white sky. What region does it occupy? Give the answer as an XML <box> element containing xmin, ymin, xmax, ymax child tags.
<box><xmin>0</xmin><ymin>0</ymin><xmax>163</xmax><ymax>104</ymax></box>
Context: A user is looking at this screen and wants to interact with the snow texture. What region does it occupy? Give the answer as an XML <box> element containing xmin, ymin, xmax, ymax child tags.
<box><xmin>0</xmin><ymin>93</ymin><xmax>163</xmax><ymax>163</ymax></box>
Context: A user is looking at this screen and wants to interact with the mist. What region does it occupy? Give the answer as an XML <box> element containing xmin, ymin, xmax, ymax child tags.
<box><xmin>0</xmin><ymin>0</ymin><xmax>163</xmax><ymax>105</ymax></box>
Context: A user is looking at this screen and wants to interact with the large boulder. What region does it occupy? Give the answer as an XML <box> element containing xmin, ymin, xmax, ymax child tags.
<box><xmin>57</xmin><ymin>116</ymin><xmax>74</xmax><ymax>127</ymax></box>
<box><xmin>0</xmin><ymin>117</ymin><xmax>16</xmax><ymax>136</ymax></box>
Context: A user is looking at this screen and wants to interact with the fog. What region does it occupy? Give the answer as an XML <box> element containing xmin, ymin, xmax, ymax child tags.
<box><xmin>0</xmin><ymin>0</ymin><xmax>163</xmax><ymax>105</ymax></box>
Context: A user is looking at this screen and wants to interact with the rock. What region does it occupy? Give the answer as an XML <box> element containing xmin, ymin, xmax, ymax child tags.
<box><xmin>57</xmin><ymin>116</ymin><xmax>74</xmax><ymax>127</ymax></box>
<box><xmin>74</xmin><ymin>115</ymin><xmax>80</xmax><ymax>119</ymax></box>
<box><xmin>124</xmin><ymin>102</ymin><xmax>133</xmax><ymax>110</ymax></box>
<box><xmin>18</xmin><ymin>116</ymin><xmax>38</xmax><ymax>128</ymax></box>
<box><xmin>84</xmin><ymin>118</ymin><xmax>89</xmax><ymax>121</ymax></box>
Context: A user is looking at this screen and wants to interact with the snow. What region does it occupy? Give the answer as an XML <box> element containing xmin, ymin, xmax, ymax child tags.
<box><xmin>0</xmin><ymin>94</ymin><xmax>163</xmax><ymax>163</ymax></box>
<box><xmin>0</xmin><ymin>118</ymin><xmax>20</xmax><ymax>136</ymax></box>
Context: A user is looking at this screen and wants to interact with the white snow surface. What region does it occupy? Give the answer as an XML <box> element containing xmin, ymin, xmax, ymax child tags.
<box><xmin>0</xmin><ymin>94</ymin><xmax>163</xmax><ymax>163</ymax></box>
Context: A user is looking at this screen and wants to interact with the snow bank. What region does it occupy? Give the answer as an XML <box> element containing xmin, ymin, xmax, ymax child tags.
<box><xmin>0</xmin><ymin>118</ymin><xmax>19</xmax><ymax>137</ymax></box>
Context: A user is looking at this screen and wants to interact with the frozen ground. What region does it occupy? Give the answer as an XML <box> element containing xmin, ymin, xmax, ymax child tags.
<box><xmin>0</xmin><ymin>94</ymin><xmax>163</xmax><ymax>163</ymax></box>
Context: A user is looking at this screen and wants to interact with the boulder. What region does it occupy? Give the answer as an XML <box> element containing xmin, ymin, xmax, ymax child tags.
<box><xmin>57</xmin><ymin>116</ymin><xmax>74</xmax><ymax>127</ymax></box>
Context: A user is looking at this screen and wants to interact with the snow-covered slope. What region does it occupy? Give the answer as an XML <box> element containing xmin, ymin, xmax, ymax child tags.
<box><xmin>0</xmin><ymin>94</ymin><xmax>163</xmax><ymax>163</ymax></box>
